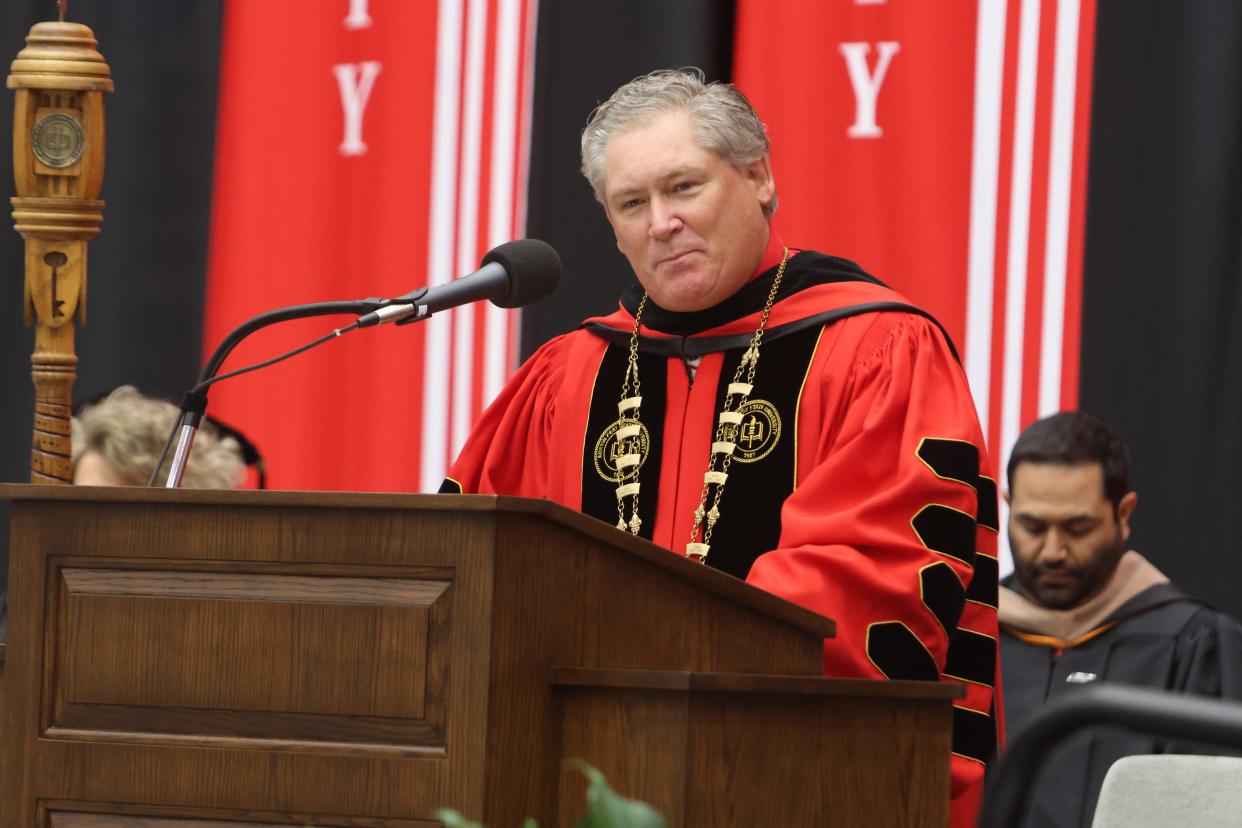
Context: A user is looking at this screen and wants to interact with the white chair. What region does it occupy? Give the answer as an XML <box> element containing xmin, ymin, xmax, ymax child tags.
<box><xmin>1092</xmin><ymin>754</ymin><xmax>1242</xmax><ymax>828</ymax></box>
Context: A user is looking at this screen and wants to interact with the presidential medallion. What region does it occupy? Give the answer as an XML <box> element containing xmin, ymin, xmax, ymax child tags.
<box><xmin>732</xmin><ymin>399</ymin><xmax>781</xmax><ymax>463</ymax></box>
<box><xmin>32</xmin><ymin>113</ymin><xmax>85</xmax><ymax>168</ymax></box>
<box><xmin>593</xmin><ymin>418</ymin><xmax>650</xmax><ymax>482</ymax></box>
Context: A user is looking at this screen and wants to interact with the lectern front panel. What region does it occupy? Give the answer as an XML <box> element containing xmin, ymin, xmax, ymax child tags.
<box><xmin>46</xmin><ymin>564</ymin><xmax>452</xmax><ymax>753</ymax></box>
<box><xmin>2</xmin><ymin>492</ymin><xmax>497</xmax><ymax>826</ymax></box>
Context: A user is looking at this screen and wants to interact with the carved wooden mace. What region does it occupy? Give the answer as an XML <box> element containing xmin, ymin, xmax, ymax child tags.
<box><xmin>8</xmin><ymin>8</ymin><xmax>112</xmax><ymax>483</ymax></box>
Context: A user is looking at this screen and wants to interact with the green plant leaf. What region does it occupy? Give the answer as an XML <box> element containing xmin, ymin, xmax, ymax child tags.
<box><xmin>433</xmin><ymin>808</ymin><xmax>487</xmax><ymax>828</ymax></box>
<box><xmin>433</xmin><ymin>808</ymin><xmax>540</xmax><ymax>828</ymax></box>
<box><xmin>567</xmin><ymin>760</ymin><xmax>669</xmax><ymax>828</ymax></box>
<box><xmin>435</xmin><ymin>762</ymin><xmax>666</xmax><ymax>828</ymax></box>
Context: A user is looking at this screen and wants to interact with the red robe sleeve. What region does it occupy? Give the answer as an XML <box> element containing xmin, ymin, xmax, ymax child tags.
<box><xmin>443</xmin><ymin>334</ymin><xmax>569</xmax><ymax>497</ymax></box>
<box><xmin>746</xmin><ymin>311</ymin><xmax>1000</xmax><ymax>828</ymax></box>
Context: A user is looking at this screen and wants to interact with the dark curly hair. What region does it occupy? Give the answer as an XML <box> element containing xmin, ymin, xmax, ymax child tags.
<box><xmin>1007</xmin><ymin>411</ymin><xmax>1131</xmax><ymax>509</ymax></box>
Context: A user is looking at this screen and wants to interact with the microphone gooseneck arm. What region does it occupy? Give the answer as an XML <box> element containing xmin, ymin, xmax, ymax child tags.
<box><xmin>162</xmin><ymin>299</ymin><xmax>384</xmax><ymax>488</ymax></box>
<box><xmin>161</xmin><ymin>238</ymin><xmax>561</xmax><ymax>488</ymax></box>
<box><xmin>198</xmin><ymin>299</ymin><xmax>381</xmax><ymax>385</ymax></box>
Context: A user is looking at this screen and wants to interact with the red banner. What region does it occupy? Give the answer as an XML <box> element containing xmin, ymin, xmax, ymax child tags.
<box><xmin>735</xmin><ymin>0</ymin><xmax>1096</xmax><ymax>569</ymax></box>
<box><xmin>205</xmin><ymin>0</ymin><xmax>537</xmax><ymax>492</ymax></box>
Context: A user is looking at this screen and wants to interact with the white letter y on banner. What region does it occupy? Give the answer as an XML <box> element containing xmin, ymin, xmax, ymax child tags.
<box><xmin>838</xmin><ymin>41</ymin><xmax>901</xmax><ymax>138</ymax></box>
<box><xmin>333</xmin><ymin>61</ymin><xmax>383</xmax><ymax>156</ymax></box>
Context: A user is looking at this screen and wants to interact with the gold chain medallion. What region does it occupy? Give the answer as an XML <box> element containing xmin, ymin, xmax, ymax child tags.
<box><xmin>613</xmin><ymin>248</ymin><xmax>791</xmax><ymax>563</ymax></box>
<box><xmin>731</xmin><ymin>399</ymin><xmax>781</xmax><ymax>463</ymax></box>
<box><xmin>593</xmin><ymin>418</ymin><xmax>651</xmax><ymax>482</ymax></box>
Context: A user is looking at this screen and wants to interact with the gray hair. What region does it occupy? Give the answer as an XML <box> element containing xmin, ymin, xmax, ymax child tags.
<box><xmin>580</xmin><ymin>68</ymin><xmax>777</xmax><ymax>216</ymax></box>
<box><xmin>72</xmin><ymin>385</ymin><xmax>247</xmax><ymax>488</ymax></box>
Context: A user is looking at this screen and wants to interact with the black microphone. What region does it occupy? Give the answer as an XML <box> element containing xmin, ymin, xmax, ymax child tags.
<box><xmin>359</xmin><ymin>238</ymin><xmax>561</xmax><ymax>327</ymax></box>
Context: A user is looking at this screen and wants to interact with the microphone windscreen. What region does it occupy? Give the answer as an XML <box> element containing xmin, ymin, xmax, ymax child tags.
<box><xmin>481</xmin><ymin>239</ymin><xmax>561</xmax><ymax>308</ymax></box>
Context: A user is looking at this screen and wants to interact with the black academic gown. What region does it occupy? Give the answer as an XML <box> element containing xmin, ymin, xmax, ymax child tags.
<box><xmin>1000</xmin><ymin>577</ymin><xmax>1242</xmax><ymax>827</ymax></box>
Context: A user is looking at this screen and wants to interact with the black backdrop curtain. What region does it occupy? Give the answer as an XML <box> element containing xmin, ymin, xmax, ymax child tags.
<box><xmin>1079</xmin><ymin>0</ymin><xmax>1242</xmax><ymax>616</ymax></box>
<box><xmin>1</xmin><ymin>0</ymin><xmax>1239</xmax><ymax>621</ymax></box>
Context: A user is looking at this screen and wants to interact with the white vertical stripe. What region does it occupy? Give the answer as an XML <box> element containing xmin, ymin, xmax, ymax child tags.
<box><xmin>997</xmin><ymin>0</ymin><xmax>1042</xmax><ymax>576</ymax></box>
<box><xmin>420</xmin><ymin>0</ymin><xmax>464</xmax><ymax>492</ymax></box>
<box><xmin>1039</xmin><ymin>0</ymin><xmax>1081</xmax><ymax>416</ymax></box>
<box><xmin>451</xmin><ymin>0</ymin><xmax>490</xmax><ymax>456</ymax></box>
<box><xmin>505</xmin><ymin>0</ymin><xmax>540</xmax><ymax>387</ymax></box>
<box><xmin>514</xmin><ymin>0</ymin><xmax>538</xmax><ymax>240</ymax></box>
<box><xmin>964</xmin><ymin>0</ymin><xmax>1009</xmax><ymax>440</ymax></box>
<box><xmin>484</xmin><ymin>0</ymin><xmax>523</xmax><ymax>404</ymax></box>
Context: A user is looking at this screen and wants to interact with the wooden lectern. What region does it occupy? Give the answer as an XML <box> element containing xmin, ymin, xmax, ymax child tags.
<box><xmin>0</xmin><ymin>485</ymin><xmax>958</xmax><ymax>826</ymax></box>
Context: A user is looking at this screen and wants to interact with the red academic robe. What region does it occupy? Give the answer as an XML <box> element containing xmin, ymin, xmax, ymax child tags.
<box><xmin>445</xmin><ymin>236</ymin><xmax>1002</xmax><ymax>827</ymax></box>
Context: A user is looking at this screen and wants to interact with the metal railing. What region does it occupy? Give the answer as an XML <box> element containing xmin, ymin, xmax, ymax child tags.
<box><xmin>979</xmin><ymin>684</ymin><xmax>1242</xmax><ymax>827</ymax></box>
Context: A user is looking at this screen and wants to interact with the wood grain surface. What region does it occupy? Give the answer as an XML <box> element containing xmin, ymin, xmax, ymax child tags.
<box><xmin>555</xmin><ymin>672</ymin><xmax>955</xmax><ymax>827</ymax></box>
<box><xmin>0</xmin><ymin>486</ymin><xmax>950</xmax><ymax>827</ymax></box>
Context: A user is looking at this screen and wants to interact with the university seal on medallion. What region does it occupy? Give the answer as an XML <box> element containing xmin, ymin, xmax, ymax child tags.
<box><xmin>593</xmin><ymin>418</ymin><xmax>650</xmax><ymax>482</ymax></box>
<box><xmin>732</xmin><ymin>399</ymin><xmax>781</xmax><ymax>463</ymax></box>
<box><xmin>32</xmin><ymin>113</ymin><xmax>85</xmax><ymax>168</ymax></box>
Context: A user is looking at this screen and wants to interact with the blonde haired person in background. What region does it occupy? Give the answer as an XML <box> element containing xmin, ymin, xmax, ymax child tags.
<box><xmin>71</xmin><ymin>385</ymin><xmax>246</xmax><ymax>489</ymax></box>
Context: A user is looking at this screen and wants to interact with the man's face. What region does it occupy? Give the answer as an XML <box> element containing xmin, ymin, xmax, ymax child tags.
<box><xmin>1007</xmin><ymin>462</ymin><xmax>1138</xmax><ymax>610</ymax></box>
<box><xmin>601</xmin><ymin>110</ymin><xmax>775</xmax><ymax>312</ymax></box>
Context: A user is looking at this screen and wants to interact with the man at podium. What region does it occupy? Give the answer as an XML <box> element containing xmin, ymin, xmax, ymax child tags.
<box><xmin>441</xmin><ymin>68</ymin><xmax>999</xmax><ymax>827</ymax></box>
